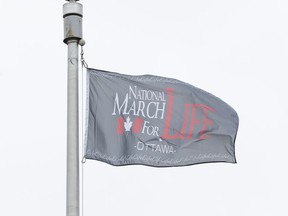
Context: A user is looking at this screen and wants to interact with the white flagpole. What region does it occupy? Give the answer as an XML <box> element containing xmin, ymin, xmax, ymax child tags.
<box><xmin>63</xmin><ymin>1</ymin><xmax>83</xmax><ymax>216</ymax></box>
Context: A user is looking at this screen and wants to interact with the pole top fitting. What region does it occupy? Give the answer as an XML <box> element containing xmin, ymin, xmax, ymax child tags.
<box><xmin>63</xmin><ymin>1</ymin><xmax>83</xmax><ymax>44</ymax></box>
<box><xmin>63</xmin><ymin>2</ymin><xmax>83</xmax><ymax>17</ymax></box>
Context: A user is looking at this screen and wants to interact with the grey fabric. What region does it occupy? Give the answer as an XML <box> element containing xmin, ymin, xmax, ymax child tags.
<box><xmin>85</xmin><ymin>68</ymin><xmax>239</xmax><ymax>167</ymax></box>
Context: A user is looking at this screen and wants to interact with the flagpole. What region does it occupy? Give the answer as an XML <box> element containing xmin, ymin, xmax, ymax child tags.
<box><xmin>63</xmin><ymin>1</ymin><xmax>83</xmax><ymax>216</ymax></box>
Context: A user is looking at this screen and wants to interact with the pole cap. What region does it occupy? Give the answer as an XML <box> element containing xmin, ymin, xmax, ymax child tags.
<box><xmin>63</xmin><ymin>1</ymin><xmax>83</xmax><ymax>43</ymax></box>
<box><xmin>63</xmin><ymin>2</ymin><xmax>83</xmax><ymax>17</ymax></box>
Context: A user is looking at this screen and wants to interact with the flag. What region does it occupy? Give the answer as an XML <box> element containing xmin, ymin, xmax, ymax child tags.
<box><xmin>85</xmin><ymin>68</ymin><xmax>239</xmax><ymax>167</ymax></box>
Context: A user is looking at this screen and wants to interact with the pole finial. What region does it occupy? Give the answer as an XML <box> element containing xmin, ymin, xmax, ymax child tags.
<box><xmin>63</xmin><ymin>1</ymin><xmax>83</xmax><ymax>44</ymax></box>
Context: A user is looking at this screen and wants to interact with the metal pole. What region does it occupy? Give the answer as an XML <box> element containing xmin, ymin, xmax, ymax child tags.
<box><xmin>63</xmin><ymin>1</ymin><xmax>83</xmax><ymax>216</ymax></box>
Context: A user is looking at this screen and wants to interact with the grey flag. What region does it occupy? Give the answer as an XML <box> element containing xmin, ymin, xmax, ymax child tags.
<box><xmin>85</xmin><ymin>68</ymin><xmax>239</xmax><ymax>167</ymax></box>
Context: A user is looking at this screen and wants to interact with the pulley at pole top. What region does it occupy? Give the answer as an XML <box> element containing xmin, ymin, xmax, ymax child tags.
<box><xmin>63</xmin><ymin>0</ymin><xmax>83</xmax><ymax>44</ymax></box>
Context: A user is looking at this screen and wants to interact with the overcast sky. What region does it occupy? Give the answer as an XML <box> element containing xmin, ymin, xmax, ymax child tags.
<box><xmin>1</xmin><ymin>1</ymin><xmax>288</xmax><ymax>216</ymax></box>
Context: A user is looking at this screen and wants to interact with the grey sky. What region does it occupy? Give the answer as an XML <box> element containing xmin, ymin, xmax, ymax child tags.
<box><xmin>0</xmin><ymin>1</ymin><xmax>287</xmax><ymax>216</ymax></box>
